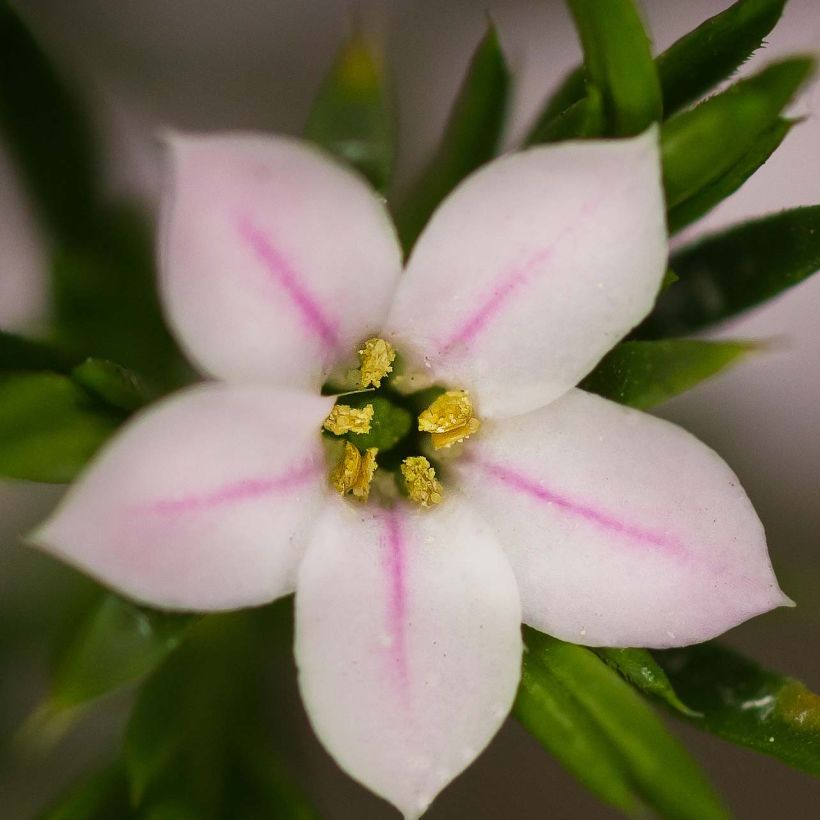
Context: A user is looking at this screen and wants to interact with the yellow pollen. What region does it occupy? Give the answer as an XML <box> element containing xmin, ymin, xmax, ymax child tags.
<box><xmin>323</xmin><ymin>403</ymin><xmax>374</xmax><ymax>435</ymax></box>
<box><xmin>331</xmin><ymin>442</ymin><xmax>378</xmax><ymax>502</ymax></box>
<box><xmin>358</xmin><ymin>337</ymin><xmax>396</xmax><ymax>388</ymax></box>
<box><xmin>418</xmin><ymin>390</ymin><xmax>481</xmax><ymax>449</ymax></box>
<box><xmin>401</xmin><ymin>456</ymin><xmax>443</xmax><ymax>507</ymax></box>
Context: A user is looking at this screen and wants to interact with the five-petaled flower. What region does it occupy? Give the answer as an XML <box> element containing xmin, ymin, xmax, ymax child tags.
<box><xmin>33</xmin><ymin>128</ymin><xmax>790</xmax><ymax>819</ymax></box>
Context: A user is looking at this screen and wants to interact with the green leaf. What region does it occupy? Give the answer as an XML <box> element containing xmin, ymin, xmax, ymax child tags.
<box><xmin>39</xmin><ymin>761</ymin><xmax>135</xmax><ymax>820</ymax></box>
<box><xmin>0</xmin><ymin>329</ymin><xmax>71</xmax><ymax>373</ymax></box>
<box><xmin>397</xmin><ymin>23</ymin><xmax>510</xmax><ymax>250</ymax></box>
<box><xmin>526</xmin><ymin>0</ymin><xmax>789</xmax><ymax>140</ymax></box>
<box><xmin>305</xmin><ymin>34</ymin><xmax>393</xmax><ymax>191</ymax></box>
<box><xmin>71</xmin><ymin>359</ymin><xmax>149</xmax><ymax>412</ymax></box>
<box><xmin>662</xmin><ymin>58</ymin><xmax>813</xmax><ymax>208</ymax></box>
<box><xmin>0</xmin><ymin>372</ymin><xmax>121</xmax><ymax>482</ymax></box>
<box><xmin>520</xmin><ymin>629</ymin><xmax>728</xmax><ymax>819</ymax></box>
<box><xmin>640</xmin><ymin>206</ymin><xmax>820</xmax><ymax>337</ymax></box>
<box><xmin>50</xmin><ymin>593</ymin><xmax>196</xmax><ymax>709</ymax></box>
<box><xmin>566</xmin><ymin>0</ymin><xmax>661</xmax><ymax>135</ymax></box>
<box><xmin>657</xmin><ymin>0</ymin><xmax>788</xmax><ymax>115</ymax></box>
<box><xmin>595</xmin><ymin>648</ymin><xmax>700</xmax><ymax>717</ymax></box>
<box><xmin>526</xmin><ymin>85</ymin><xmax>604</xmax><ymax>144</ymax></box>
<box><xmin>656</xmin><ymin>642</ymin><xmax>820</xmax><ymax>775</ymax></box>
<box><xmin>0</xmin><ymin>1</ymin><xmax>99</xmax><ymax>244</ymax></box>
<box><xmin>668</xmin><ymin>117</ymin><xmax>795</xmax><ymax>233</ymax></box>
<box><xmin>580</xmin><ymin>339</ymin><xmax>757</xmax><ymax>410</ymax></box>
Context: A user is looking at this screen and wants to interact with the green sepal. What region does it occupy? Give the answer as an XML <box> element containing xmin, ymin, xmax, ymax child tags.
<box><xmin>518</xmin><ymin>628</ymin><xmax>729</xmax><ymax>819</ymax></box>
<box><xmin>525</xmin><ymin>85</ymin><xmax>604</xmax><ymax>144</ymax></box>
<box><xmin>566</xmin><ymin>0</ymin><xmax>662</xmax><ymax>136</ymax></box>
<box><xmin>661</xmin><ymin>58</ymin><xmax>814</xmax><ymax>208</ymax></box>
<box><xmin>49</xmin><ymin>593</ymin><xmax>197</xmax><ymax>709</ymax></box>
<box><xmin>640</xmin><ymin>206</ymin><xmax>820</xmax><ymax>337</ymax></box>
<box><xmin>305</xmin><ymin>33</ymin><xmax>393</xmax><ymax>191</ymax></box>
<box><xmin>396</xmin><ymin>22</ymin><xmax>510</xmax><ymax>251</ymax></box>
<box><xmin>594</xmin><ymin>647</ymin><xmax>700</xmax><ymax>717</ymax></box>
<box><xmin>0</xmin><ymin>372</ymin><xmax>122</xmax><ymax>482</ymax></box>
<box><xmin>656</xmin><ymin>642</ymin><xmax>820</xmax><ymax>776</ymax></box>
<box><xmin>580</xmin><ymin>339</ymin><xmax>757</xmax><ymax>410</ymax></box>
<box><xmin>668</xmin><ymin>117</ymin><xmax>795</xmax><ymax>234</ymax></box>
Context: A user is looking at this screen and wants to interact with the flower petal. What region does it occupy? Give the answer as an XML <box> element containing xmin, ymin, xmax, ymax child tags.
<box><xmin>386</xmin><ymin>129</ymin><xmax>667</xmax><ymax>418</ymax></box>
<box><xmin>294</xmin><ymin>499</ymin><xmax>522</xmax><ymax>818</ymax></box>
<box><xmin>32</xmin><ymin>383</ymin><xmax>333</xmax><ymax>611</ymax></box>
<box><xmin>453</xmin><ymin>389</ymin><xmax>790</xmax><ymax>648</ymax></box>
<box><xmin>160</xmin><ymin>133</ymin><xmax>403</xmax><ymax>388</ymax></box>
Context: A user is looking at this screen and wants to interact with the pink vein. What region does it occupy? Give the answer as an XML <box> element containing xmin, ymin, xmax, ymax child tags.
<box><xmin>476</xmin><ymin>459</ymin><xmax>685</xmax><ymax>557</ymax></box>
<box><xmin>135</xmin><ymin>458</ymin><xmax>321</xmax><ymax>516</ymax></box>
<box><xmin>380</xmin><ymin>507</ymin><xmax>410</xmax><ymax>694</ymax></box>
<box><xmin>237</xmin><ymin>215</ymin><xmax>340</xmax><ymax>353</ymax></box>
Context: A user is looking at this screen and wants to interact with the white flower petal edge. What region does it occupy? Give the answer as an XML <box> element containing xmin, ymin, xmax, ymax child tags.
<box><xmin>32</xmin><ymin>383</ymin><xmax>333</xmax><ymax>611</ymax></box>
<box><xmin>386</xmin><ymin>128</ymin><xmax>667</xmax><ymax>418</ymax></box>
<box><xmin>295</xmin><ymin>498</ymin><xmax>522</xmax><ymax>820</ymax></box>
<box><xmin>453</xmin><ymin>389</ymin><xmax>792</xmax><ymax>648</ymax></box>
<box><xmin>161</xmin><ymin>133</ymin><xmax>403</xmax><ymax>390</ymax></box>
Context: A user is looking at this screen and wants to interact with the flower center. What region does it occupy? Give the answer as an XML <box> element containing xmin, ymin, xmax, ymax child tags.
<box><xmin>322</xmin><ymin>338</ymin><xmax>481</xmax><ymax>508</ymax></box>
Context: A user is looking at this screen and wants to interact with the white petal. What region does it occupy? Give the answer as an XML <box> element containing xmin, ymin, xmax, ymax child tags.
<box><xmin>295</xmin><ymin>499</ymin><xmax>522</xmax><ymax>818</ymax></box>
<box><xmin>386</xmin><ymin>129</ymin><xmax>667</xmax><ymax>418</ymax></box>
<box><xmin>454</xmin><ymin>389</ymin><xmax>790</xmax><ymax>648</ymax></box>
<box><xmin>160</xmin><ymin>133</ymin><xmax>403</xmax><ymax>388</ymax></box>
<box><xmin>32</xmin><ymin>384</ymin><xmax>333</xmax><ymax>611</ymax></box>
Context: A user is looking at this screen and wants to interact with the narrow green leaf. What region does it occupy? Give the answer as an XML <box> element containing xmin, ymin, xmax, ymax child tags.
<box><xmin>640</xmin><ymin>206</ymin><xmax>820</xmax><ymax>337</ymax></box>
<box><xmin>522</xmin><ymin>629</ymin><xmax>729</xmax><ymax>820</ymax></box>
<box><xmin>397</xmin><ymin>24</ymin><xmax>510</xmax><ymax>250</ymax></box>
<box><xmin>527</xmin><ymin>0</ymin><xmax>789</xmax><ymax>140</ymax></box>
<box><xmin>662</xmin><ymin>58</ymin><xmax>813</xmax><ymax>208</ymax></box>
<box><xmin>39</xmin><ymin>761</ymin><xmax>135</xmax><ymax>820</ymax></box>
<box><xmin>0</xmin><ymin>372</ymin><xmax>121</xmax><ymax>482</ymax></box>
<box><xmin>526</xmin><ymin>85</ymin><xmax>604</xmax><ymax>144</ymax></box>
<box><xmin>668</xmin><ymin>117</ymin><xmax>795</xmax><ymax>233</ymax></box>
<box><xmin>0</xmin><ymin>1</ymin><xmax>99</xmax><ymax>244</ymax></box>
<box><xmin>305</xmin><ymin>34</ymin><xmax>393</xmax><ymax>191</ymax></box>
<box><xmin>50</xmin><ymin>593</ymin><xmax>196</xmax><ymax>709</ymax></box>
<box><xmin>656</xmin><ymin>642</ymin><xmax>820</xmax><ymax>775</ymax></box>
<box><xmin>0</xmin><ymin>329</ymin><xmax>71</xmax><ymax>373</ymax></box>
<box><xmin>580</xmin><ymin>339</ymin><xmax>757</xmax><ymax>410</ymax></box>
<box><xmin>595</xmin><ymin>648</ymin><xmax>700</xmax><ymax>717</ymax></box>
<box><xmin>515</xmin><ymin>650</ymin><xmax>642</xmax><ymax>814</ymax></box>
<box><xmin>71</xmin><ymin>359</ymin><xmax>149</xmax><ymax>412</ymax></box>
<box><xmin>658</xmin><ymin>0</ymin><xmax>788</xmax><ymax>115</ymax></box>
<box><xmin>566</xmin><ymin>0</ymin><xmax>661</xmax><ymax>135</ymax></box>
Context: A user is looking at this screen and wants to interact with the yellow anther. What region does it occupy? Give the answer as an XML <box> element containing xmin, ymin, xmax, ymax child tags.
<box><xmin>418</xmin><ymin>390</ymin><xmax>481</xmax><ymax>450</ymax></box>
<box><xmin>401</xmin><ymin>456</ymin><xmax>443</xmax><ymax>507</ymax></box>
<box><xmin>358</xmin><ymin>337</ymin><xmax>396</xmax><ymax>388</ymax></box>
<box><xmin>323</xmin><ymin>403</ymin><xmax>374</xmax><ymax>435</ymax></box>
<box><xmin>331</xmin><ymin>442</ymin><xmax>378</xmax><ymax>502</ymax></box>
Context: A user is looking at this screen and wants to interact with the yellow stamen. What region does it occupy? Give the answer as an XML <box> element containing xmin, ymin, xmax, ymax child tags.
<box><xmin>358</xmin><ymin>337</ymin><xmax>396</xmax><ymax>388</ymax></box>
<box><xmin>323</xmin><ymin>403</ymin><xmax>374</xmax><ymax>435</ymax></box>
<box><xmin>418</xmin><ymin>390</ymin><xmax>481</xmax><ymax>449</ymax></box>
<box><xmin>331</xmin><ymin>442</ymin><xmax>378</xmax><ymax>502</ymax></box>
<box><xmin>401</xmin><ymin>456</ymin><xmax>443</xmax><ymax>507</ymax></box>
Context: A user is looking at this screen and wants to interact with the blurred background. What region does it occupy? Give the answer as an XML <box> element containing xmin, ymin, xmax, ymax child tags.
<box><xmin>1</xmin><ymin>0</ymin><xmax>819</xmax><ymax>817</ymax></box>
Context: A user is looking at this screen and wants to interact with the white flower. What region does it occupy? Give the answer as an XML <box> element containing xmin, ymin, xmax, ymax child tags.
<box><xmin>33</xmin><ymin>129</ymin><xmax>789</xmax><ymax>819</ymax></box>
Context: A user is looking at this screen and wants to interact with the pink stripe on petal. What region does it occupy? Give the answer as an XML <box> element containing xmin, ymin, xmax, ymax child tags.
<box><xmin>476</xmin><ymin>458</ymin><xmax>685</xmax><ymax>557</ymax></box>
<box><xmin>237</xmin><ymin>215</ymin><xmax>340</xmax><ymax>353</ymax></box>
<box><xmin>379</xmin><ymin>507</ymin><xmax>410</xmax><ymax>696</ymax></box>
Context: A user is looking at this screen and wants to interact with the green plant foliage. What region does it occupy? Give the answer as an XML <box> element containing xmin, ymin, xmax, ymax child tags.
<box><xmin>661</xmin><ymin>58</ymin><xmax>813</xmax><ymax>208</ymax></box>
<box><xmin>397</xmin><ymin>23</ymin><xmax>510</xmax><ymax>250</ymax></box>
<box><xmin>668</xmin><ymin>117</ymin><xmax>795</xmax><ymax>233</ymax></box>
<box><xmin>517</xmin><ymin>629</ymin><xmax>728</xmax><ymax>819</ymax></box>
<box><xmin>0</xmin><ymin>330</ymin><xmax>71</xmax><ymax>373</ymax></box>
<box><xmin>305</xmin><ymin>34</ymin><xmax>393</xmax><ymax>191</ymax></box>
<box><xmin>71</xmin><ymin>358</ymin><xmax>149</xmax><ymax>413</ymax></box>
<box><xmin>50</xmin><ymin>593</ymin><xmax>197</xmax><ymax>709</ymax></box>
<box><xmin>0</xmin><ymin>372</ymin><xmax>122</xmax><ymax>482</ymax></box>
<box><xmin>595</xmin><ymin>648</ymin><xmax>699</xmax><ymax>717</ymax></box>
<box><xmin>566</xmin><ymin>0</ymin><xmax>661</xmax><ymax>136</ymax></box>
<box><xmin>657</xmin><ymin>643</ymin><xmax>820</xmax><ymax>775</ymax></box>
<box><xmin>640</xmin><ymin>206</ymin><xmax>820</xmax><ymax>337</ymax></box>
<box><xmin>0</xmin><ymin>1</ymin><xmax>98</xmax><ymax>245</ymax></box>
<box><xmin>581</xmin><ymin>339</ymin><xmax>757</xmax><ymax>409</ymax></box>
<box><xmin>526</xmin><ymin>85</ymin><xmax>604</xmax><ymax>144</ymax></box>
<box><xmin>39</xmin><ymin>761</ymin><xmax>135</xmax><ymax>820</ymax></box>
